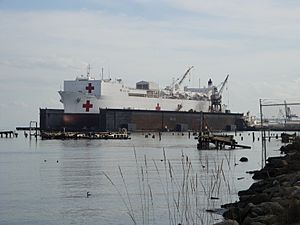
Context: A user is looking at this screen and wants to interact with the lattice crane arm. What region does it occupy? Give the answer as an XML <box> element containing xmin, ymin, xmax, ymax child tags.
<box><xmin>218</xmin><ymin>74</ymin><xmax>229</xmax><ymax>95</ymax></box>
<box><xmin>178</xmin><ymin>66</ymin><xmax>194</xmax><ymax>86</ymax></box>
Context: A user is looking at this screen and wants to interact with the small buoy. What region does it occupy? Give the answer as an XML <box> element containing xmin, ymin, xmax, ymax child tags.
<box><xmin>239</xmin><ymin>157</ymin><xmax>248</xmax><ymax>162</ymax></box>
<box><xmin>44</xmin><ymin>160</ymin><xmax>47</xmax><ymax>162</ymax></box>
<box><xmin>56</xmin><ymin>160</ymin><xmax>59</xmax><ymax>163</ymax></box>
<box><xmin>87</xmin><ymin>191</ymin><xmax>91</xmax><ymax>198</ymax></box>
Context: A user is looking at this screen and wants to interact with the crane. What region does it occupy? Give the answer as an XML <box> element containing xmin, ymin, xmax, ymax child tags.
<box><xmin>178</xmin><ymin>66</ymin><xmax>194</xmax><ymax>86</ymax></box>
<box><xmin>210</xmin><ymin>74</ymin><xmax>229</xmax><ymax>112</ymax></box>
<box><xmin>172</xmin><ymin>66</ymin><xmax>194</xmax><ymax>92</ymax></box>
<box><xmin>218</xmin><ymin>74</ymin><xmax>229</xmax><ymax>96</ymax></box>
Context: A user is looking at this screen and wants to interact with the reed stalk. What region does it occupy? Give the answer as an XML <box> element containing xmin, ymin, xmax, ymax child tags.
<box><xmin>104</xmin><ymin>147</ymin><xmax>238</xmax><ymax>225</ymax></box>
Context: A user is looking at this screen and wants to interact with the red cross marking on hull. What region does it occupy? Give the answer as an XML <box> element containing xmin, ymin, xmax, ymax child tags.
<box><xmin>155</xmin><ymin>103</ymin><xmax>161</xmax><ymax>111</ymax></box>
<box><xmin>83</xmin><ymin>100</ymin><xmax>93</xmax><ymax>112</ymax></box>
<box><xmin>86</xmin><ymin>83</ymin><xmax>94</xmax><ymax>93</ymax></box>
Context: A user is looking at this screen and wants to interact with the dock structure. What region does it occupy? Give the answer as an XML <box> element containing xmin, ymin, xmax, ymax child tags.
<box><xmin>280</xmin><ymin>132</ymin><xmax>299</xmax><ymax>143</ymax></box>
<box><xmin>0</xmin><ymin>131</ymin><xmax>17</xmax><ymax>138</ymax></box>
<box><xmin>197</xmin><ymin>132</ymin><xmax>251</xmax><ymax>150</ymax></box>
<box><xmin>16</xmin><ymin>121</ymin><xmax>39</xmax><ymax>139</ymax></box>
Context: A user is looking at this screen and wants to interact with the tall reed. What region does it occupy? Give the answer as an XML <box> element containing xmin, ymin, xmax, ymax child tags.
<box><xmin>104</xmin><ymin>147</ymin><xmax>237</xmax><ymax>225</ymax></box>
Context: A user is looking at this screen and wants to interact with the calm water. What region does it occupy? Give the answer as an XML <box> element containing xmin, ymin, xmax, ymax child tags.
<box><xmin>0</xmin><ymin>131</ymin><xmax>285</xmax><ymax>225</ymax></box>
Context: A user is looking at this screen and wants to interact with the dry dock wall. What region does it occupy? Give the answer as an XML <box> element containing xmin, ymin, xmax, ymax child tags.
<box><xmin>40</xmin><ymin>108</ymin><xmax>246</xmax><ymax>132</ymax></box>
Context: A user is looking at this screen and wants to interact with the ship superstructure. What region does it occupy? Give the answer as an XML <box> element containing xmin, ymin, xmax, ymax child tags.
<box><xmin>59</xmin><ymin>67</ymin><xmax>228</xmax><ymax>114</ymax></box>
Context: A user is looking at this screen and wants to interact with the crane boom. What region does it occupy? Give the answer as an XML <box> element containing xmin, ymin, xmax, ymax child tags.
<box><xmin>218</xmin><ymin>74</ymin><xmax>229</xmax><ymax>95</ymax></box>
<box><xmin>178</xmin><ymin>66</ymin><xmax>194</xmax><ymax>86</ymax></box>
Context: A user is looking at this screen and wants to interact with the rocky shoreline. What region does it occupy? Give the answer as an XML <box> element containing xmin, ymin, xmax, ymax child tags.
<box><xmin>215</xmin><ymin>141</ymin><xmax>300</xmax><ymax>225</ymax></box>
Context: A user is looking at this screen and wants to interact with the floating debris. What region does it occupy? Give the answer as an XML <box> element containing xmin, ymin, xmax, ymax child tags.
<box><xmin>239</xmin><ymin>157</ymin><xmax>248</xmax><ymax>162</ymax></box>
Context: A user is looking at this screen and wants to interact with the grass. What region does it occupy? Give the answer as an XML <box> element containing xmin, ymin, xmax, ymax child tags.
<box><xmin>104</xmin><ymin>147</ymin><xmax>237</xmax><ymax>225</ymax></box>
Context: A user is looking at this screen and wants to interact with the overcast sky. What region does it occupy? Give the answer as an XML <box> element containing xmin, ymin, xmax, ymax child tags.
<box><xmin>1</xmin><ymin>0</ymin><xmax>300</xmax><ymax>129</ymax></box>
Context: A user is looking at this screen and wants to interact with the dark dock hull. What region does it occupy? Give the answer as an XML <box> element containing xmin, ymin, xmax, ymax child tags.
<box><xmin>40</xmin><ymin>108</ymin><xmax>246</xmax><ymax>132</ymax></box>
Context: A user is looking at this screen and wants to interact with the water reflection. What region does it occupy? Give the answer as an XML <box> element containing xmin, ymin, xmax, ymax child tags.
<box><xmin>0</xmin><ymin>131</ymin><xmax>287</xmax><ymax>225</ymax></box>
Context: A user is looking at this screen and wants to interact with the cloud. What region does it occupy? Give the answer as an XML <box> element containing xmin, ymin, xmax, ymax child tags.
<box><xmin>162</xmin><ymin>0</ymin><xmax>300</xmax><ymax>40</ymax></box>
<box><xmin>0</xmin><ymin>2</ymin><xmax>300</xmax><ymax>129</ymax></box>
<box><xmin>0</xmin><ymin>55</ymin><xmax>86</xmax><ymax>71</ymax></box>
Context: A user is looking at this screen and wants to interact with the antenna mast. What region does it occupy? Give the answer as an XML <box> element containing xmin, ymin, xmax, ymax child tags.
<box><xmin>87</xmin><ymin>64</ymin><xmax>91</xmax><ymax>78</ymax></box>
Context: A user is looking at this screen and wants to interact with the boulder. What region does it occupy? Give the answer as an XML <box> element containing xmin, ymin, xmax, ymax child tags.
<box><xmin>223</xmin><ymin>206</ymin><xmax>242</xmax><ymax>223</ymax></box>
<box><xmin>214</xmin><ymin>219</ymin><xmax>240</xmax><ymax>225</ymax></box>
<box><xmin>286</xmin><ymin>198</ymin><xmax>300</xmax><ymax>224</ymax></box>
<box><xmin>242</xmin><ymin>214</ymin><xmax>279</xmax><ymax>225</ymax></box>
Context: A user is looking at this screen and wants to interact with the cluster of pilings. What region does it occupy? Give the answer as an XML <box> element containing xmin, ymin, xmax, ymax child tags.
<box><xmin>0</xmin><ymin>131</ymin><xmax>18</xmax><ymax>138</ymax></box>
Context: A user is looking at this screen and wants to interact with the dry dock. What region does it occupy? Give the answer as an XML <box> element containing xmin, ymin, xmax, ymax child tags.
<box><xmin>40</xmin><ymin>108</ymin><xmax>247</xmax><ymax>132</ymax></box>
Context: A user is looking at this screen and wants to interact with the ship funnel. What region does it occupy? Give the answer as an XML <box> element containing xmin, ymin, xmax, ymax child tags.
<box><xmin>208</xmin><ymin>79</ymin><xmax>213</xmax><ymax>87</ymax></box>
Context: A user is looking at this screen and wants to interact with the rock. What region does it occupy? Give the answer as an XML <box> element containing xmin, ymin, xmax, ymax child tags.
<box><xmin>256</xmin><ymin>202</ymin><xmax>284</xmax><ymax>216</ymax></box>
<box><xmin>239</xmin><ymin>193</ymin><xmax>271</xmax><ymax>205</ymax></box>
<box><xmin>247</xmin><ymin>223</ymin><xmax>264</xmax><ymax>225</ymax></box>
<box><xmin>222</xmin><ymin>141</ymin><xmax>300</xmax><ymax>225</ymax></box>
<box><xmin>267</xmin><ymin>157</ymin><xmax>288</xmax><ymax>167</ymax></box>
<box><xmin>223</xmin><ymin>206</ymin><xmax>242</xmax><ymax>223</ymax></box>
<box><xmin>242</xmin><ymin>214</ymin><xmax>279</xmax><ymax>225</ymax></box>
<box><xmin>240</xmin><ymin>203</ymin><xmax>254</xmax><ymax>222</ymax></box>
<box><xmin>286</xmin><ymin>198</ymin><xmax>300</xmax><ymax>224</ymax></box>
<box><xmin>213</xmin><ymin>219</ymin><xmax>239</xmax><ymax>225</ymax></box>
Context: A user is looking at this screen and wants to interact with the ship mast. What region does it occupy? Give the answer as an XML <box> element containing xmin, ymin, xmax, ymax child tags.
<box><xmin>87</xmin><ymin>64</ymin><xmax>91</xmax><ymax>78</ymax></box>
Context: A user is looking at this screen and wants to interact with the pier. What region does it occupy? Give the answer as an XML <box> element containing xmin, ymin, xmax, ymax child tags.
<box><xmin>16</xmin><ymin>121</ymin><xmax>39</xmax><ymax>139</ymax></box>
<box><xmin>40</xmin><ymin>131</ymin><xmax>130</xmax><ymax>140</ymax></box>
<box><xmin>197</xmin><ymin>132</ymin><xmax>251</xmax><ymax>150</ymax></box>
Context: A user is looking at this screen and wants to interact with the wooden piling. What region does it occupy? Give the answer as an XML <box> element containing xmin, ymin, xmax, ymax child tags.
<box><xmin>0</xmin><ymin>131</ymin><xmax>15</xmax><ymax>138</ymax></box>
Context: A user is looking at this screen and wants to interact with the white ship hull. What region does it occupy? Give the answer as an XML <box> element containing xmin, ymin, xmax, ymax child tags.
<box><xmin>59</xmin><ymin>75</ymin><xmax>214</xmax><ymax>114</ymax></box>
<box><xmin>60</xmin><ymin>91</ymin><xmax>210</xmax><ymax>113</ymax></box>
